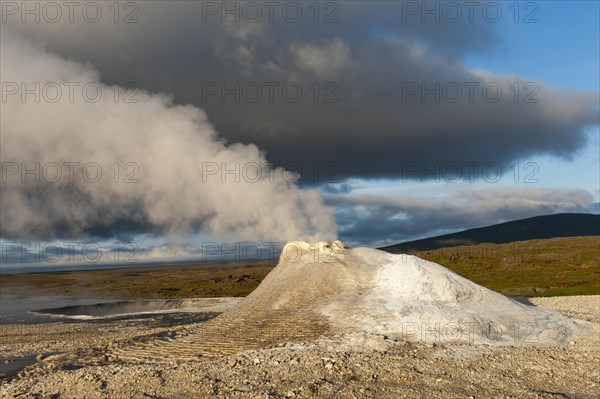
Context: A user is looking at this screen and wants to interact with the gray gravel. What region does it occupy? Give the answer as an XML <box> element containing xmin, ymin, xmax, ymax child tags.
<box><xmin>1</xmin><ymin>295</ymin><xmax>598</xmax><ymax>398</ymax></box>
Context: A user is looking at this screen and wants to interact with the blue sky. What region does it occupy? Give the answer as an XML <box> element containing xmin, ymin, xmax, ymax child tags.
<box><xmin>463</xmin><ymin>1</ymin><xmax>599</xmax><ymax>198</ymax></box>
<box><xmin>466</xmin><ymin>1</ymin><xmax>599</xmax><ymax>91</ymax></box>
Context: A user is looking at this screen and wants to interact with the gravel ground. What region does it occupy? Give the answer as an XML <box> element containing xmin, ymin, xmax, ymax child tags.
<box><xmin>1</xmin><ymin>295</ymin><xmax>598</xmax><ymax>399</ymax></box>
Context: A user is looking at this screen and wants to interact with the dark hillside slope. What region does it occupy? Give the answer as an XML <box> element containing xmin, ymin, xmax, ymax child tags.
<box><xmin>380</xmin><ymin>213</ymin><xmax>599</xmax><ymax>253</ymax></box>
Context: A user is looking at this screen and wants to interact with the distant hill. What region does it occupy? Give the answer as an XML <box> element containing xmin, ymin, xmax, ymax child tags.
<box><xmin>380</xmin><ymin>213</ymin><xmax>600</xmax><ymax>253</ymax></box>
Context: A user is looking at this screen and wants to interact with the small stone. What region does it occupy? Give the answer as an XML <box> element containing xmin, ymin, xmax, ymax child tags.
<box><xmin>233</xmin><ymin>383</ymin><xmax>253</xmax><ymax>392</ymax></box>
<box><xmin>253</xmin><ymin>357</ymin><xmax>261</xmax><ymax>365</ymax></box>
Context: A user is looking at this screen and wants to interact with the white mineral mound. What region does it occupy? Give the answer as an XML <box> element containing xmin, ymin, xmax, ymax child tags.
<box><xmin>233</xmin><ymin>241</ymin><xmax>587</xmax><ymax>346</ymax></box>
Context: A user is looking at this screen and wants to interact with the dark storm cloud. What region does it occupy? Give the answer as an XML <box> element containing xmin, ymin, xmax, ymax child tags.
<box><xmin>329</xmin><ymin>187</ymin><xmax>595</xmax><ymax>246</ymax></box>
<box><xmin>6</xmin><ymin>1</ymin><xmax>598</xmax><ymax>183</ymax></box>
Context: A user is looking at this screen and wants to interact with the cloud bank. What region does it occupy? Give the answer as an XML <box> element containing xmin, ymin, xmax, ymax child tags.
<box><xmin>331</xmin><ymin>187</ymin><xmax>594</xmax><ymax>246</ymax></box>
<box><xmin>6</xmin><ymin>1</ymin><xmax>597</xmax><ymax>182</ymax></box>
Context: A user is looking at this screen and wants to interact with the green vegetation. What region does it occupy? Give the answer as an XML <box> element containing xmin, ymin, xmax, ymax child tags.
<box><xmin>414</xmin><ymin>236</ymin><xmax>600</xmax><ymax>297</ymax></box>
<box><xmin>1</xmin><ymin>237</ymin><xmax>597</xmax><ymax>299</ymax></box>
<box><xmin>0</xmin><ymin>261</ymin><xmax>275</xmax><ymax>299</ymax></box>
<box><xmin>150</xmin><ymin>272</ymin><xmax>270</xmax><ymax>297</ymax></box>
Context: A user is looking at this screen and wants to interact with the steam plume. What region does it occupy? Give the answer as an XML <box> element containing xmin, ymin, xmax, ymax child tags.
<box><xmin>0</xmin><ymin>30</ymin><xmax>337</xmax><ymax>242</ymax></box>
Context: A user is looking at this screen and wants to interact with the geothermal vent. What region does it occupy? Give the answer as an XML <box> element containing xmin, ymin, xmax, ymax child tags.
<box><xmin>229</xmin><ymin>241</ymin><xmax>585</xmax><ymax>345</ymax></box>
<box><xmin>110</xmin><ymin>242</ymin><xmax>587</xmax><ymax>363</ymax></box>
